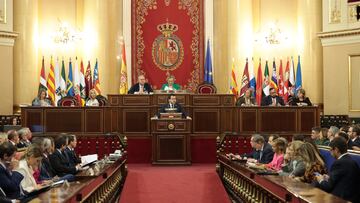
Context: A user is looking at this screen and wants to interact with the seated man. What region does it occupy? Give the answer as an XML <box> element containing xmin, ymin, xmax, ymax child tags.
<box><xmin>236</xmin><ymin>88</ymin><xmax>256</xmax><ymax>106</ymax></box>
<box><xmin>155</xmin><ymin>94</ymin><xmax>191</xmax><ymax>119</ymax></box>
<box><xmin>17</xmin><ymin>128</ymin><xmax>32</xmax><ymax>149</ymax></box>
<box><xmin>7</xmin><ymin>130</ymin><xmax>19</xmax><ymax>147</ymax></box>
<box><xmin>261</xmin><ymin>88</ymin><xmax>285</xmax><ymax>106</ymax></box>
<box><xmin>243</xmin><ymin>134</ymin><xmax>274</xmax><ymax>164</ymax></box>
<box><xmin>348</xmin><ymin>125</ymin><xmax>360</xmax><ymax>150</ymax></box>
<box><xmin>64</xmin><ymin>135</ymin><xmax>81</xmax><ymax>167</ymax></box>
<box><xmin>161</xmin><ymin>75</ymin><xmax>181</xmax><ymax>91</ymax></box>
<box><xmin>49</xmin><ymin>136</ymin><xmax>80</xmax><ymax>177</ymax></box>
<box><xmin>0</xmin><ymin>142</ymin><xmax>24</xmax><ymax>199</ymax></box>
<box><xmin>315</xmin><ymin>137</ymin><xmax>360</xmax><ymax>202</ymax></box>
<box><xmin>128</xmin><ymin>75</ymin><xmax>153</xmax><ymax>94</ymax></box>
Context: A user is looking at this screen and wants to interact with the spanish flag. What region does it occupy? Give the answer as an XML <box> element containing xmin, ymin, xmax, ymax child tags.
<box><xmin>119</xmin><ymin>39</ymin><xmax>128</xmax><ymax>94</ymax></box>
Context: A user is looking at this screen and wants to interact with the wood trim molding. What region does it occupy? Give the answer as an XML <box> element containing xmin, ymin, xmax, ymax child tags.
<box><xmin>318</xmin><ymin>28</ymin><xmax>360</xmax><ymax>46</ymax></box>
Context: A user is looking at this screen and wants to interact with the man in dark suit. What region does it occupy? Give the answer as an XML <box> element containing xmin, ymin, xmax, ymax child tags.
<box><xmin>315</xmin><ymin>137</ymin><xmax>360</xmax><ymax>202</ymax></box>
<box><xmin>0</xmin><ymin>142</ymin><xmax>24</xmax><ymax>199</ymax></box>
<box><xmin>244</xmin><ymin>134</ymin><xmax>274</xmax><ymax>164</ymax></box>
<box><xmin>261</xmin><ymin>87</ymin><xmax>285</xmax><ymax>106</ymax></box>
<box><xmin>348</xmin><ymin>125</ymin><xmax>360</xmax><ymax>150</ymax></box>
<box><xmin>156</xmin><ymin>94</ymin><xmax>191</xmax><ymax>119</ymax></box>
<box><xmin>64</xmin><ymin>135</ymin><xmax>81</xmax><ymax>167</ymax></box>
<box><xmin>128</xmin><ymin>75</ymin><xmax>153</xmax><ymax>94</ymax></box>
<box><xmin>49</xmin><ymin>136</ymin><xmax>80</xmax><ymax>177</ymax></box>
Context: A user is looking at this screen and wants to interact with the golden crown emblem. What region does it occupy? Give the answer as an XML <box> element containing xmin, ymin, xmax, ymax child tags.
<box><xmin>157</xmin><ymin>20</ymin><xmax>178</xmax><ymax>37</ymax></box>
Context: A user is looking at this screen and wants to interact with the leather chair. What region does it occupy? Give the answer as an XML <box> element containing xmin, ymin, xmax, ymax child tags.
<box><xmin>96</xmin><ymin>95</ymin><xmax>109</xmax><ymax>106</ymax></box>
<box><xmin>196</xmin><ymin>82</ymin><xmax>217</xmax><ymax>94</ymax></box>
<box><xmin>57</xmin><ymin>96</ymin><xmax>80</xmax><ymax>106</ymax></box>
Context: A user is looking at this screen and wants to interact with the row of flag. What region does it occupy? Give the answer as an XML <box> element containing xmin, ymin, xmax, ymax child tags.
<box><xmin>38</xmin><ymin>57</ymin><xmax>101</xmax><ymax>106</ymax></box>
<box><xmin>230</xmin><ymin>56</ymin><xmax>303</xmax><ymax>105</ymax></box>
<box><xmin>38</xmin><ymin>40</ymin><xmax>128</xmax><ymax>106</ymax></box>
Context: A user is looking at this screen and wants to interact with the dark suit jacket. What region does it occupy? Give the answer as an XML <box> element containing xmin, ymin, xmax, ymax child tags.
<box><xmin>244</xmin><ymin>143</ymin><xmax>274</xmax><ymax>164</ymax></box>
<box><xmin>352</xmin><ymin>137</ymin><xmax>360</xmax><ymax>148</ymax></box>
<box><xmin>261</xmin><ymin>95</ymin><xmax>285</xmax><ymax>106</ymax></box>
<box><xmin>49</xmin><ymin>149</ymin><xmax>77</xmax><ymax>177</ymax></box>
<box><xmin>0</xmin><ymin>188</ymin><xmax>13</xmax><ymax>203</ymax></box>
<box><xmin>39</xmin><ymin>155</ymin><xmax>56</xmax><ymax>181</ymax></box>
<box><xmin>316</xmin><ymin>154</ymin><xmax>360</xmax><ymax>202</ymax></box>
<box><xmin>235</xmin><ymin>96</ymin><xmax>256</xmax><ymax>106</ymax></box>
<box><xmin>158</xmin><ymin>103</ymin><xmax>187</xmax><ymax>118</ymax></box>
<box><xmin>0</xmin><ymin>164</ymin><xmax>24</xmax><ymax>199</ymax></box>
<box><xmin>64</xmin><ymin>147</ymin><xmax>81</xmax><ymax>167</ymax></box>
<box><xmin>128</xmin><ymin>83</ymin><xmax>153</xmax><ymax>94</ymax></box>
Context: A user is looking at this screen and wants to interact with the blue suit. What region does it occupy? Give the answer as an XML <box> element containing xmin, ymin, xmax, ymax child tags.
<box><xmin>0</xmin><ymin>164</ymin><xmax>24</xmax><ymax>199</ymax></box>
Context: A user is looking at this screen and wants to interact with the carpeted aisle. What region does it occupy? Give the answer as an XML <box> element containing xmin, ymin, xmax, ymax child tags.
<box><xmin>119</xmin><ymin>164</ymin><xmax>231</xmax><ymax>203</ymax></box>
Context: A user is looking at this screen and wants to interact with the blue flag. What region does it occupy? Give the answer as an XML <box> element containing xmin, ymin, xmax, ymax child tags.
<box><xmin>295</xmin><ymin>55</ymin><xmax>302</xmax><ymax>95</ymax></box>
<box><xmin>204</xmin><ymin>39</ymin><xmax>213</xmax><ymax>84</ymax></box>
<box><xmin>67</xmin><ymin>59</ymin><xmax>74</xmax><ymax>96</ymax></box>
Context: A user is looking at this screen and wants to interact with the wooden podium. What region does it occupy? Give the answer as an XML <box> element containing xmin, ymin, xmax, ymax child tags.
<box><xmin>151</xmin><ymin>118</ymin><xmax>191</xmax><ymax>165</ymax></box>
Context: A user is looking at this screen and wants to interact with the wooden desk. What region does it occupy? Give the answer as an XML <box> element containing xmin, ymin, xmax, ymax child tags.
<box><xmin>30</xmin><ymin>157</ymin><xmax>127</xmax><ymax>203</ymax></box>
<box><xmin>217</xmin><ymin>154</ymin><xmax>347</xmax><ymax>203</ymax></box>
<box><xmin>21</xmin><ymin>94</ymin><xmax>320</xmax><ymax>163</ymax></box>
<box><xmin>151</xmin><ymin>118</ymin><xmax>191</xmax><ymax>165</ymax></box>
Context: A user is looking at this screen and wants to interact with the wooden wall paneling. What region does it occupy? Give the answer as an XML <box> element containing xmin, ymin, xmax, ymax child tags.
<box><xmin>84</xmin><ymin>108</ymin><xmax>103</xmax><ymax>133</ymax></box>
<box><xmin>221</xmin><ymin>107</ymin><xmax>236</xmax><ymax>132</ymax></box>
<box><xmin>154</xmin><ymin>94</ymin><xmax>189</xmax><ymax>105</ymax></box>
<box><xmin>222</xmin><ymin>95</ymin><xmax>235</xmax><ymax>106</ymax></box>
<box><xmin>122</xmin><ymin>95</ymin><xmax>151</xmax><ymax>106</ymax></box>
<box><xmin>157</xmin><ymin>134</ymin><xmax>187</xmax><ymax>161</ymax></box>
<box><xmin>104</xmin><ymin>108</ymin><xmax>112</xmax><ymax>133</ymax></box>
<box><xmin>239</xmin><ymin>107</ymin><xmax>257</xmax><ymax>133</ymax></box>
<box><xmin>107</xmin><ymin>95</ymin><xmax>120</xmax><ymax>106</ymax></box>
<box><xmin>23</xmin><ymin>108</ymin><xmax>43</xmax><ymax>133</ymax></box>
<box><xmin>192</xmin><ymin>95</ymin><xmax>221</xmax><ymax>106</ymax></box>
<box><xmin>258</xmin><ymin>108</ymin><xmax>297</xmax><ymax>133</ymax></box>
<box><xmin>298</xmin><ymin>108</ymin><xmax>317</xmax><ymax>133</ymax></box>
<box><xmin>192</xmin><ymin>108</ymin><xmax>220</xmax><ymax>133</ymax></box>
<box><xmin>122</xmin><ymin>108</ymin><xmax>150</xmax><ymax>134</ymax></box>
<box><xmin>44</xmin><ymin>108</ymin><xmax>84</xmax><ymax>133</ymax></box>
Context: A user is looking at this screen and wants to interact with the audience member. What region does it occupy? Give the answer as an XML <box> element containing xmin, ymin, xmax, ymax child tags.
<box><xmin>7</xmin><ymin>130</ymin><xmax>19</xmax><ymax>146</ymax></box>
<box><xmin>64</xmin><ymin>135</ymin><xmax>81</xmax><ymax>167</ymax></box>
<box><xmin>315</xmin><ymin>137</ymin><xmax>360</xmax><ymax>202</ymax></box>
<box><xmin>319</xmin><ymin>128</ymin><xmax>330</xmax><ymax>146</ymax></box>
<box><xmin>128</xmin><ymin>75</ymin><xmax>153</xmax><ymax>94</ymax></box>
<box><xmin>32</xmin><ymin>89</ymin><xmax>52</xmax><ymax>107</ymax></box>
<box><xmin>236</xmin><ymin>88</ymin><xmax>256</xmax><ymax>106</ymax></box>
<box><xmin>0</xmin><ymin>133</ymin><xmax>7</xmax><ymax>144</ymax></box>
<box><xmin>244</xmin><ymin>134</ymin><xmax>274</xmax><ymax>164</ymax></box>
<box><xmin>327</xmin><ymin>126</ymin><xmax>339</xmax><ymax>144</ymax></box>
<box><xmin>280</xmin><ymin>141</ymin><xmax>305</xmax><ymax>177</ymax></box>
<box><xmin>268</xmin><ymin>134</ymin><xmax>279</xmax><ymax>146</ymax></box>
<box><xmin>0</xmin><ymin>142</ymin><xmax>24</xmax><ymax>199</ymax></box>
<box><xmin>292</xmin><ymin>134</ymin><xmax>304</xmax><ymax>142</ymax></box>
<box><xmin>49</xmin><ymin>135</ymin><xmax>80</xmax><ymax>177</ymax></box>
<box><xmin>85</xmin><ymin>89</ymin><xmax>99</xmax><ymax>107</ymax></box>
<box><xmin>297</xmin><ymin>142</ymin><xmax>327</xmax><ymax>183</ymax></box>
<box><xmin>265</xmin><ymin>138</ymin><xmax>286</xmax><ymax>171</ymax></box>
<box><xmin>17</xmin><ymin>128</ymin><xmax>32</xmax><ymax>149</ymax></box>
<box><xmin>38</xmin><ymin>138</ymin><xmax>56</xmax><ymax>181</ymax></box>
<box><xmin>336</xmin><ymin>131</ymin><xmax>353</xmax><ymax>150</ymax></box>
<box><xmin>348</xmin><ymin>125</ymin><xmax>360</xmax><ymax>150</ymax></box>
<box><xmin>339</xmin><ymin>125</ymin><xmax>349</xmax><ymax>133</ymax></box>
<box><xmin>261</xmin><ymin>88</ymin><xmax>285</xmax><ymax>106</ymax></box>
<box><xmin>289</xmin><ymin>88</ymin><xmax>312</xmax><ymax>106</ymax></box>
<box><xmin>161</xmin><ymin>75</ymin><xmax>181</xmax><ymax>91</ymax></box>
<box><xmin>10</xmin><ymin>116</ymin><xmax>18</xmax><ymax>126</ymax></box>
<box><xmin>311</xmin><ymin>127</ymin><xmax>322</xmax><ymax>144</ymax></box>
<box><xmin>15</xmin><ymin>145</ymin><xmax>43</xmax><ymax>193</ymax></box>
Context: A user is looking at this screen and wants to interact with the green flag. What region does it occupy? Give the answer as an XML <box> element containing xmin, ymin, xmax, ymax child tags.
<box><xmin>60</xmin><ymin>59</ymin><xmax>67</xmax><ymax>97</ymax></box>
<box><xmin>263</xmin><ymin>60</ymin><xmax>270</xmax><ymax>96</ymax></box>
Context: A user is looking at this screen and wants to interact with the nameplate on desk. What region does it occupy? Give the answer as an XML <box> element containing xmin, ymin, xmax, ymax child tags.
<box><xmin>160</xmin><ymin>113</ymin><xmax>182</xmax><ymax>119</ymax></box>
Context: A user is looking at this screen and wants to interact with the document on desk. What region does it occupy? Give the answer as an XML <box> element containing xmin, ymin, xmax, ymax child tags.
<box><xmin>81</xmin><ymin>154</ymin><xmax>98</xmax><ymax>166</ymax></box>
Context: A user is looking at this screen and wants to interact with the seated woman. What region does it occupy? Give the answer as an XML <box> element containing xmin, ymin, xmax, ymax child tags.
<box><xmin>236</xmin><ymin>88</ymin><xmax>256</xmax><ymax>106</ymax></box>
<box><xmin>297</xmin><ymin>142</ymin><xmax>327</xmax><ymax>183</ymax></box>
<box><xmin>32</xmin><ymin>89</ymin><xmax>52</xmax><ymax>107</ymax></box>
<box><xmin>290</xmin><ymin>88</ymin><xmax>312</xmax><ymax>106</ymax></box>
<box><xmin>161</xmin><ymin>75</ymin><xmax>181</xmax><ymax>91</ymax></box>
<box><xmin>86</xmin><ymin>89</ymin><xmax>99</xmax><ymax>106</ymax></box>
<box><xmin>15</xmin><ymin>145</ymin><xmax>45</xmax><ymax>193</ymax></box>
<box><xmin>265</xmin><ymin>137</ymin><xmax>287</xmax><ymax>171</ymax></box>
<box><xmin>279</xmin><ymin>140</ymin><xmax>306</xmax><ymax>177</ymax></box>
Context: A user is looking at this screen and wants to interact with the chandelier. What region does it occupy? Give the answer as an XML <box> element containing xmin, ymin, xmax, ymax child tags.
<box><xmin>52</xmin><ymin>19</ymin><xmax>82</xmax><ymax>44</ymax></box>
<box><xmin>254</xmin><ymin>21</ymin><xmax>288</xmax><ymax>46</ymax></box>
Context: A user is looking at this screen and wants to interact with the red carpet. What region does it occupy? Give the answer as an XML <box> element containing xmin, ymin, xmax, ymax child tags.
<box><xmin>119</xmin><ymin>164</ymin><xmax>231</xmax><ymax>203</ymax></box>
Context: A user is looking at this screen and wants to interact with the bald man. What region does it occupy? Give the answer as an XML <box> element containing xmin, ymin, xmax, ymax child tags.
<box><xmin>128</xmin><ymin>75</ymin><xmax>153</xmax><ymax>94</ymax></box>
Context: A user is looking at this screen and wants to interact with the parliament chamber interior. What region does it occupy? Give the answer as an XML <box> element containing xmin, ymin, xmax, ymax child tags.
<box><xmin>1</xmin><ymin>0</ymin><xmax>360</xmax><ymax>203</ymax></box>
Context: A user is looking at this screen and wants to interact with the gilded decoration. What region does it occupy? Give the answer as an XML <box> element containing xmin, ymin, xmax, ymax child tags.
<box><xmin>134</xmin><ymin>0</ymin><xmax>203</xmax><ymax>91</ymax></box>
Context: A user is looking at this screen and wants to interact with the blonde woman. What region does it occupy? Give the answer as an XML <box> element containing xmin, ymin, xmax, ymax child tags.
<box><xmin>297</xmin><ymin>142</ymin><xmax>326</xmax><ymax>183</ymax></box>
<box><xmin>279</xmin><ymin>141</ymin><xmax>305</xmax><ymax>177</ymax></box>
<box><xmin>15</xmin><ymin>145</ymin><xmax>44</xmax><ymax>192</ymax></box>
<box><xmin>86</xmin><ymin>89</ymin><xmax>99</xmax><ymax>106</ymax></box>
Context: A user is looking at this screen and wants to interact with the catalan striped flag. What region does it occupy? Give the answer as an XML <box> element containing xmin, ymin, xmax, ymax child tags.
<box><xmin>229</xmin><ymin>59</ymin><xmax>239</xmax><ymax>97</ymax></box>
<box><xmin>93</xmin><ymin>59</ymin><xmax>101</xmax><ymax>95</ymax></box>
<box><xmin>46</xmin><ymin>57</ymin><xmax>55</xmax><ymax>104</ymax></box>
<box><xmin>38</xmin><ymin>57</ymin><xmax>47</xmax><ymax>94</ymax></box>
